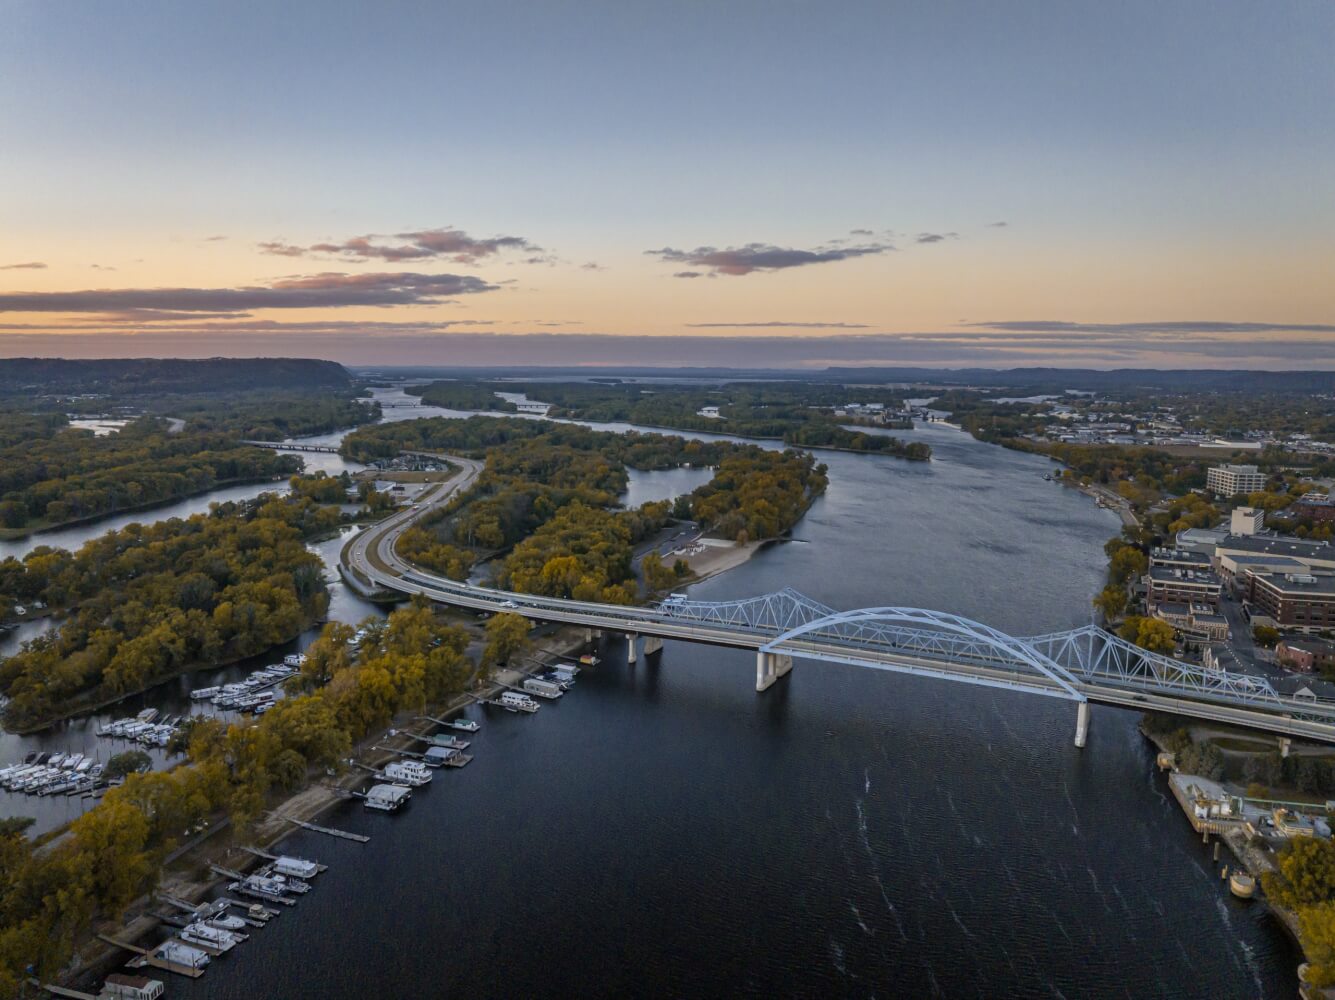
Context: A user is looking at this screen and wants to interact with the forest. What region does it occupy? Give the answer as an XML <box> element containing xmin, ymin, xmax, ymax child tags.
<box><xmin>408</xmin><ymin>379</ymin><xmax>930</xmax><ymax>459</ymax></box>
<box><xmin>0</xmin><ymin>490</ymin><xmax>340</xmax><ymax>729</ymax></box>
<box><xmin>0</xmin><ymin>602</ymin><xmax>474</xmax><ymax>994</ymax></box>
<box><xmin>0</xmin><ymin>392</ymin><xmax>379</xmax><ymax>535</ymax></box>
<box><xmin>343</xmin><ymin>416</ymin><xmax>827</xmax><ymax>599</ymax></box>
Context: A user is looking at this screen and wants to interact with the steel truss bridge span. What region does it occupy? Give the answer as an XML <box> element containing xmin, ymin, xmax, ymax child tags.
<box><xmin>341</xmin><ymin>468</ymin><xmax>1335</xmax><ymax>747</ymax></box>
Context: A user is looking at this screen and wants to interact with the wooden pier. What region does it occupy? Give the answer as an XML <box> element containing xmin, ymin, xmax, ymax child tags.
<box><xmin>221</xmin><ymin>897</ymin><xmax>278</xmax><ymax>924</ymax></box>
<box><xmin>284</xmin><ymin>816</ymin><xmax>370</xmax><ymax>842</ymax></box>
<box><xmin>408</xmin><ymin>733</ymin><xmax>471</xmax><ymax>750</ymax></box>
<box><xmin>34</xmin><ymin>983</ymin><xmax>97</xmax><ymax>1000</ymax></box>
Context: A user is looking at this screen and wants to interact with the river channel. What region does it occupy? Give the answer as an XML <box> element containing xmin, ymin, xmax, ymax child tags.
<box><xmin>3</xmin><ymin>391</ymin><xmax>1300</xmax><ymax>996</ymax></box>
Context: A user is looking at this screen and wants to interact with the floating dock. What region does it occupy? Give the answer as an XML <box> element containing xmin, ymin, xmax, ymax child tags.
<box><xmin>240</xmin><ymin>845</ymin><xmax>329</xmax><ymax>872</ymax></box>
<box><xmin>97</xmin><ymin>935</ymin><xmax>205</xmax><ymax>979</ymax></box>
<box><xmin>283</xmin><ymin>817</ymin><xmax>370</xmax><ymax>843</ymax></box>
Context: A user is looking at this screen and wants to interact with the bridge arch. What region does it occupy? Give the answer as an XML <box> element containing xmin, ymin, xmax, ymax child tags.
<box><xmin>759</xmin><ymin>606</ymin><xmax>1086</xmax><ymax>701</ymax></box>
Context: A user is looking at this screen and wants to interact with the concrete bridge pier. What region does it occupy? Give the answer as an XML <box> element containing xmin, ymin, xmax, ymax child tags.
<box><xmin>756</xmin><ymin>650</ymin><xmax>793</xmax><ymax>692</ymax></box>
<box><xmin>1280</xmin><ymin>736</ymin><xmax>1292</xmax><ymax>758</ymax></box>
<box><xmin>1074</xmin><ymin>700</ymin><xmax>1090</xmax><ymax>748</ymax></box>
<box><xmin>627</xmin><ymin>634</ymin><xmax>639</xmax><ymax>665</ymax></box>
<box><xmin>584</xmin><ymin>628</ymin><xmax>603</xmax><ymax>644</ymax></box>
<box><xmin>643</xmin><ymin>636</ymin><xmax>663</xmax><ymax>657</ymax></box>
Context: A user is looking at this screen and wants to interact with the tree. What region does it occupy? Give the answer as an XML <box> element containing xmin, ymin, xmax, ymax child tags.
<box><xmin>1119</xmin><ymin>616</ymin><xmax>1176</xmax><ymax>654</ymax></box>
<box><xmin>104</xmin><ymin>749</ymin><xmax>153</xmax><ymax>781</ymax></box>
<box><xmin>1253</xmin><ymin>624</ymin><xmax>1280</xmax><ymax>648</ymax></box>
<box><xmin>641</xmin><ymin>551</ymin><xmax>677</xmax><ymax>593</ymax></box>
<box><xmin>1092</xmin><ymin>585</ymin><xmax>1128</xmax><ymax>619</ymax></box>
<box><xmin>482</xmin><ymin>612</ymin><xmax>530</xmax><ymax>669</ymax></box>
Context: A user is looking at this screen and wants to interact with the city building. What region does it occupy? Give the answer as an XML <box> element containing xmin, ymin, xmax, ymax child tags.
<box><xmin>1273</xmin><ymin>808</ymin><xmax>1318</xmax><ymax>839</ymax></box>
<box><xmin>1293</xmin><ymin>492</ymin><xmax>1335</xmax><ymax>523</ymax></box>
<box><xmin>1153</xmin><ymin>601</ymin><xmax>1229</xmax><ymax>642</ymax></box>
<box><xmin>1240</xmin><ymin>571</ymin><xmax>1335</xmax><ymax>632</ymax></box>
<box><xmin>1146</xmin><ymin>566</ymin><xmax>1223</xmax><ymax>608</ymax></box>
<box><xmin>1149</xmin><ymin>547</ymin><xmax>1213</xmax><ymax>573</ymax></box>
<box><xmin>1206</xmin><ymin>464</ymin><xmax>1267</xmax><ymax>496</ymax></box>
<box><xmin>1215</xmin><ymin>533</ymin><xmax>1335</xmax><ymax>574</ymax></box>
<box><xmin>1276</xmin><ymin>637</ymin><xmax>1335</xmax><ymax>674</ymax></box>
<box><xmin>1174</xmin><ymin>525</ymin><xmax>1229</xmax><ymax>555</ymax></box>
<box><xmin>1230</xmin><ymin>506</ymin><xmax>1266</xmax><ymax>535</ymax></box>
<box><xmin>1215</xmin><ymin>552</ymin><xmax>1309</xmax><ymax>589</ymax></box>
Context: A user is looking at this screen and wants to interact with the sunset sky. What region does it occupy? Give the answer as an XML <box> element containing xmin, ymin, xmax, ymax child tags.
<box><xmin>2</xmin><ymin>1</ymin><xmax>1333</xmax><ymax>368</ymax></box>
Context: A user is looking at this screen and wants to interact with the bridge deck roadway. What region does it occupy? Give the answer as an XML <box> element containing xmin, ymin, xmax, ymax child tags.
<box><xmin>339</xmin><ymin>453</ymin><xmax>1335</xmax><ymax>745</ymax></box>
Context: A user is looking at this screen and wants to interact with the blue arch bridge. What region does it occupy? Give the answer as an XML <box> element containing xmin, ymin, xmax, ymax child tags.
<box><xmin>336</xmin><ymin>465</ymin><xmax>1335</xmax><ymax>750</ymax></box>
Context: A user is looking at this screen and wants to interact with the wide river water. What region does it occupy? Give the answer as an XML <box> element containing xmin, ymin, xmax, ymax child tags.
<box><xmin>3</xmin><ymin>394</ymin><xmax>1300</xmax><ymax>996</ymax></box>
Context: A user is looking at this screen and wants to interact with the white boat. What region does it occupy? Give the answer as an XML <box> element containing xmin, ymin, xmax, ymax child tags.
<box><xmin>180</xmin><ymin>922</ymin><xmax>239</xmax><ymax>952</ymax></box>
<box><xmin>382</xmin><ymin>760</ymin><xmax>432</xmax><ymax>786</ymax></box>
<box><xmin>48</xmin><ymin>753</ymin><xmax>66</xmax><ymax>768</ymax></box>
<box><xmin>522</xmin><ymin>677</ymin><xmax>563</xmax><ymax>700</ymax></box>
<box><xmin>239</xmin><ymin>874</ymin><xmax>289</xmax><ymax>897</ymax></box>
<box><xmin>497</xmin><ymin>691</ymin><xmax>539</xmax><ymax>713</ymax></box>
<box><xmin>266</xmin><ymin>872</ymin><xmax>311</xmax><ymax>894</ymax></box>
<box><xmin>448</xmin><ymin>719</ymin><xmax>480</xmax><ymax>732</ymax></box>
<box><xmin>76</xmin><ymin>757</ymin><xmax>94</xmax><ymax>773</ymax></box>
<box><xmin>206</xmin><ymin>914</ymin><xmax>248</xmax><ymax>931</ymax></box>
<box><xmin>283</xmin><ymin>653</ymin><xmax>307</xmax><ymax>668</ymax></box>
<box><xmin>364</xmin><ymin>783</ymin><xmax>412</xmax><ymax>812</ymax></box>
<box><xmin>136</xmin><ymin>708</ymin><xmax>159</xmax><ymax>724</ymax></box>
<box><xmin>190</xmin><ymin>686</ymin><xmax>220</xmax><ymax>701</ymax></box>
<box><xmin>155</xmin><ymin>940</ymin><xmax>210</xmax><ymax>969</ymax></box>
<box><xmin>271</xmin><ymin>855</ymin><xmax>320</xmax><ymax>879</ymax></box>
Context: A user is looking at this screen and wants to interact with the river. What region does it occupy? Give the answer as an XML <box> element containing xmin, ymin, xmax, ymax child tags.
<box><xmin>166</xmin><ymin>408</ymin><xmax>1293</xmax><ymax>999</ymax></box>
<box><xmin>2</xmin><ymin>392</ymin><xmax>1300</xmax><ymax>995</ymax></box>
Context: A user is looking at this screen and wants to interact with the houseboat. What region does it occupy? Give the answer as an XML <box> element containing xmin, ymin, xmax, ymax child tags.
<box><xmin>383</xmin><ymin>760</ymin><xmax>432</xmax><ymax>786</ymax></box>
<box><xmin>498</xmin><ymin>691</ymin><xmax>540</xmax><ymax>713</ymax></box>
<box><xmin>271</xmin><ymin>855</ymin><xmax>320</xmax><ymax>880</ymax></box>
<box><xmin>522</xmin><ymin>677</ymin><xmax>564</xmax><ymax>700</ymax></box>
<box><xmin>365</xmin><ymin>783</ymin><xmax>412</xmax><ymax>812</ymax></box>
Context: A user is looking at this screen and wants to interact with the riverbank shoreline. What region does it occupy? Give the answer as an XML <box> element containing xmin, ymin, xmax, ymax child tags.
<box><xmin>61</xmin><ymin>622</ymin><xmax>593</xmax><ymax>992</ymax></box>
<box><xmin>4</xmin><ymin>606</ymin><xmax>328</xmax><ymax>735</ymax></box>
<box><xmin>0</xmin><ymin>473</ymin><xmax>291</xmax><ymax>542</ymax></box>
<box><xmin>1138</xmin><ymin>721</ymin><xmax>1313</xmax><ymax>980</ymax></box>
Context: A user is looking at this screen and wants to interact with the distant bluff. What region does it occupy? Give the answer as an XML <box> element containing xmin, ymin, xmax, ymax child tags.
<box><xmin>0</xmin><ymin>357</ymin><xmax>352</xmax><ymax>396</ymax></box>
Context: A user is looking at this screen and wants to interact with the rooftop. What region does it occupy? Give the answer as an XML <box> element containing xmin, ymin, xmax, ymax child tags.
<box><xmin>1279</xmin><ymin>637</ymin><xmax>1335</xmax><ymax>655</ymax></box>
<box><xmin>1250</xmin><ymin>572</ymin><xmax>1335</xmax><ymax>596</ymax></box>
<box><xmin>1149</xmin><ymin>566</ymin><xmax>1222</xmax><ymax>585</ymax></box>
<box><xmin>1217</xmin><ymin>534</ymin><xmax>1335</xmax><ymax>559</ymax></box>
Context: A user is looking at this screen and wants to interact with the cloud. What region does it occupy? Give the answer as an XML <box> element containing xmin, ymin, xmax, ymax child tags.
<box><xmin>0</xmin><ymin>271</ymin><xmax>497</xmax><ymax>314</ymax></box>
<box><xmin>260</xmin><ymin>226</ymin><xmax>540</xmax><ymax>265</ymax></box>
<box><xmin>915</xmin><ymin>232</ymin><xmax>959</xmax><ymax>244</ymax></box>
<box><xmin>89</xmin><ymin>264</ymin><xmax>116</xmax><ymax>271</ymax></box>
<box><xmin>685</xmin><ymin>321</ymin><xmax>871</xmax><ymax>329</ymax></box>
<box><xmin>580</xmin><ymin>262</ymin><xmax>605</xmax><ymax>271</ymax></box>
<box><xmin>647</xmin><ymin>238</ymin><xmax>893</xmax><ymax>276</ymax></box>
<box><xmin>0</xmin><ymin>262</ymin><xmax>46</xmax><ymax>270</ymax></box>
<box><xmin>849</xmin><ymin>228</ymin><xmax>874</xmax><ymax>236</ymax></box>
<box><xmin>967</xmin><ymin>319</ymin><xmax>1335</xmax><ymax>335</ymax></box>
<box><xmin>672</xmin><ymin>271</ymin><xmax>706</xmax><ymax>279</ymax></box>
<box><xmin>987</xmin><ymin>221</ymin><xmax>1008</xmax><ymax>228</ymax></box>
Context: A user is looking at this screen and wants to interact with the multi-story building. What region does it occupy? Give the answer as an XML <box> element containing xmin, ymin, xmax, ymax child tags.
<box><xmin>1230</xmin><ymin>506</ymin><xmax>1265</xmax><ymax>535</ymax></box>
<box><xmin>1293</xmin><ymin>493</ymin><xmax>1335</xmax><ymax>524</ymax></box>
<box><xmin>1146</xmin><ymin>566</ymin><xmax>1223</xmax><ymax>608</ymax></box>
<box><xmin>1215</xmin><ymin>534</ymin><xmax>1335</xmax><ymax>578</ymax></box>
<box><xmin>1240</xmin><ymin>571</ymin><xmax>1335</xmax><ymax>632</ymax></box>
<box><xmin>1276</xmin><ymin>637</ymin><xmax>1335</xmax><ymax>674</ymax></box>
<box><xmin>1206</xmin><ymin>464</ymin><xmax>1267</xmax><ymax>496</ymax></box>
